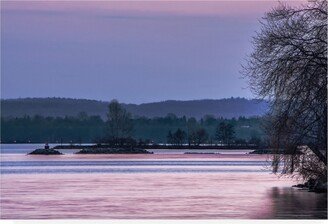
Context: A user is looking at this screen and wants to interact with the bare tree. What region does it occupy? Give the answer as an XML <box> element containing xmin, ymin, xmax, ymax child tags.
<box><xmin>106</xmin><ymin>100</ymin><xmax>133</xmax><ymax>142</ymax></box>
<box><xmin>243</xmin><ymin>0</ymin><xmax>327</xmax><ymax>180</ymax></box>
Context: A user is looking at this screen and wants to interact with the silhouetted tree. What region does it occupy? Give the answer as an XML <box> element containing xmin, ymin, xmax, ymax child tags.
<box><xmin>195</xmin><ymin>128</ymin><xmax>208</xmax><ymax>146</ymax></box>
<box><xmin>215</xmin><ymin>122</ymin><xmax>235</xmax><ymax>146</ymax></box>
<box><xmin>106</xmin><ymin>100</ymin><xmax>133</xmax><ymax>144</ymax></box>
<box><xmin>187</xmin><ymin>117</ymin><xmax>198</xmax><ymax>146</ymax></box>
<box><xmin>243</xmin><ymin>1</ymin><xmax>327</xmax><ymax>180</ymax></box>
<box><xmin>167</xmin><ymin>130</ymin><xmax>174</xmax><ymax>144</ymax></box>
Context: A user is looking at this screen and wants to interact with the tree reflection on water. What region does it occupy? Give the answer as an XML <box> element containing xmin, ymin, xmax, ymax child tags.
<box><xmin>267</xmin><ymin>187</ymin><xmax>327</xmax><ymax>219</ymax></box>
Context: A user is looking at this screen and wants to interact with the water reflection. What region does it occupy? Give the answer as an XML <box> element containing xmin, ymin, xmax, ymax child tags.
<box><xmin>0</xmin><ymin>150</ymin><xmax>326</xmax><ymax>219</ymax></box>
<box><xmin>267</xmin><ymin>187</ymin><xmax>327</xmax><ymax>219</ymax></box>
<box><xmin>2</xmin><ymin>172</ymin><xmax>326</xmax><ymax>219</ymax></box>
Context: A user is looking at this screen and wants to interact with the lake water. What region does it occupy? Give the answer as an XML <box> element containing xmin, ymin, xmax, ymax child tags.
<box><xmin>0</xmin><ymin>144</ymin><xmax>327</xmax><ymax>219</ymax></box>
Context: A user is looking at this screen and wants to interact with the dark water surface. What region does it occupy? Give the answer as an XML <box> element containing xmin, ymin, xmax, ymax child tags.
<box><xmin>0</xmin><ymin>144</ymin><xmax>326</xmax><ymax>219</ymax></box>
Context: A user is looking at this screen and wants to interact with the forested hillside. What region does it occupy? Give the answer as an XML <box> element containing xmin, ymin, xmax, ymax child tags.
<box><xmin>1</xmin><ymin>97</ymin><xmax>268</xmax><ymax>119</ymax></box>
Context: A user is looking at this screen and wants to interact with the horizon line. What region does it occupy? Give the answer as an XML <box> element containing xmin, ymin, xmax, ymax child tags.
<box><xmin>1</xmin><ymin>96</ymin><xmax>265</xmax><ymax>105</ymax></box>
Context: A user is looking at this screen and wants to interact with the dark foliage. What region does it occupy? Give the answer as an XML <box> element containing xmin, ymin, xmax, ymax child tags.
<box><xmin>215</xmin><ymin>122</ymin><xmax>235</xmax><ymax>145</ymax></box>
<box><xmin>1</xmin><ymin>114</ymin><xmax>265</xmax><ymax>144</ymax></box>
<box><xmin>105</xmin><ymin>100</ymin><xmax>133</xmax><ymax>143</ymax></box>
<box><xmin>243</xmin><ymin>0</ymin><xmax>327</xmax><ymax>181</ymax></box>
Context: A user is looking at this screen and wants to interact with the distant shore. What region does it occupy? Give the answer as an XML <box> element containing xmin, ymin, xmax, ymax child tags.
<box><xmin>27</xmin><ymin>144</ymin><xmax>279</xmax><ymax>155</ymax></box>
<box><xmin>52</xmin><ymin>144</ymin><xmax>260</xmax><ymax>150</ymax></box>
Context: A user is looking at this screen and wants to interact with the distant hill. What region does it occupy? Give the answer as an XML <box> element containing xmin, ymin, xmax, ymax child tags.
<box><xmin>1</xmin><ymin>97</ymin><xmax>268</xmax><ymax>119</ymax></box>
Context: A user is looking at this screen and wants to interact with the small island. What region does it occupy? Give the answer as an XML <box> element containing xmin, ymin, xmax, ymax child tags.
<box><xmin>28</xmin><ymin>148</ymin><xmax>63</xmax><ymax>155</ymax></box>
<box><xmin>76</xmin><ymin>147</ymin><xmax>153</xmax><ymax>154</ymax></box>
<box><xmin>29</xmin><ymin>144</ymin><xmax>153</xmax><ymax>155</ymax></box>
<box><xmin>184</xmin><ymin>152</ymin><xmax>220</xmax><ymax>154</ymax></box>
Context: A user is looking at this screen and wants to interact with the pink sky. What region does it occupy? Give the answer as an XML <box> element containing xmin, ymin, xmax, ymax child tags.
<box><xmin>2</xmin><ymin>0</ymin><xmax>306</xmax><ymax>103</ymax></box>
<box><xmin>4</xmin><ymin>1</ymin><xmax>306</xmax><ymax>18</ymax></box>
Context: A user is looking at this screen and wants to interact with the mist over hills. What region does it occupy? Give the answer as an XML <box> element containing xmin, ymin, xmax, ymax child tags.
<box><xmin>1</xmin><ymin>97</ymin><xmax>268</xmax><ymax>119</ymax></box>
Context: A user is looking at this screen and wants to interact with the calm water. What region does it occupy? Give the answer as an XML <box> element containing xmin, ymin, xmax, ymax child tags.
<box><xmin>0</xmin><ymin>144</ymin><xmax>327</xmax><ymax>219</ymax></box>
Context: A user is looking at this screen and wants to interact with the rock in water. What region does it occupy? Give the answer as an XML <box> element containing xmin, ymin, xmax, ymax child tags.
<box><xmin>28</xmin><ymin>148</ymin><xmax>63</xmax><ymax>155</ymax></box>
<box><xmin>76</xmin><ymin>148</ymin><xmax>153</xmax><ymax>154</ymax></box>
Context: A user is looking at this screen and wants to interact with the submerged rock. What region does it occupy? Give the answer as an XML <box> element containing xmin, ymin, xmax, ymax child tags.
<box><xmin>76</xmin><ymin>148</ymin><xmax>153</xmax><ymax>154</ymax></box>
<box><xmin>28</xmin><ymin>148</ymin><xmax>63</xmax><ymax>155</ymax></box>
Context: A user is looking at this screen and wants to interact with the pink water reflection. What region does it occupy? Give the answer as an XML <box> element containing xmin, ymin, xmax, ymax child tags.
<box><xmin>1</xmin><ymin>154</ymin><xmax>326</xmax><ymax>219</ymax></box>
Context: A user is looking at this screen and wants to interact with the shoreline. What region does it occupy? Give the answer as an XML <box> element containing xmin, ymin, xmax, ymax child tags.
<box><xmin>0</xmin><ymin>143</ymin><xmax>260</xmax><ymax>150</ymax></box>
<box><xmin>52</xmin><ymin>144</ymin><xmax>260</xmax><ymax>150</ymax></box>
<box><xmin>26</xmin><ymin>148</ymin><xmax>285</xmax><ymax>156</ymax></box>
<box><xmin>27</xmin><ymin>145</ymin><xmax>282</xmax><ymax>155</ymax></box>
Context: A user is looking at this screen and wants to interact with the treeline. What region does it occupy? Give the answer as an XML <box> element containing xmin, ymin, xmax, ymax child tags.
<box><xmin>1</xmin><ymin>112</ymin><xmax>265</xmax><ymax>144</ymax></box>
<box><xmin>1</xmin><ymin>113</ymin><xmax>104</xmax><ymax>144</ymax></box>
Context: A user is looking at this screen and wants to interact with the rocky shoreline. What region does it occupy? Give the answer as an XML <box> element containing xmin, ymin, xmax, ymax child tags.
<box><xmin>76</xmin><ymin>148</ymin><xmax>153</xmax><ymax>154</ymax></box>
<box><xmin>28</xmin><ymin>148</ymin><xmax>63</xmax><ymax>155</ymax></box>
<box><xmin>52</xmin><ymin>144</ymin><xmax>258</xmax><ymax>150</ymax></box>
<box><xmin>248</xmin><ymin>149</ymin><xmax>273</xmax><ymax>154</ymax></box>
<box><xmin>28</xmin><ymin>147</ymin><xmax>153</xmax><ymax>155</ymax></box>
<box><xmin>184</xmin><ymin>152</ymin><xmax>220</xmax><ymax>154</ymax></box>
<box><xmin>27</xmin><ymin>147</ymin><xmax>291</xmax><ymax>155</ymax></box>
<box><xmin>292</xmin><ymin>179</ymin><xmax>327</xmax><ymax>193</ymax></box>
<box><xmin>248</xmin><ymin>149</ymin><xmax>303</xmax><ymax>155</ymax></box>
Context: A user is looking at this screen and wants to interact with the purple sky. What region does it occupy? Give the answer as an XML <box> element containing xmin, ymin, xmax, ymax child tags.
<box><xmin>2</xmin><ymin>1</ymin><xmax>304</xmax><ymax>103</ymax></box>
